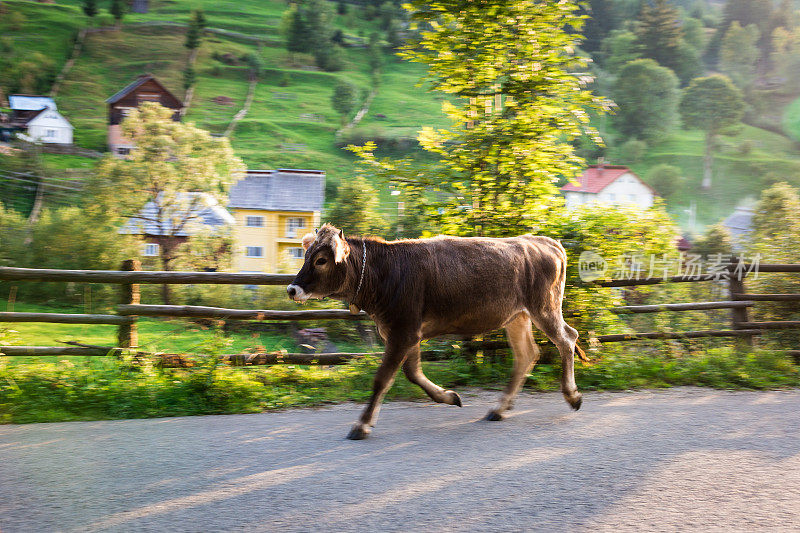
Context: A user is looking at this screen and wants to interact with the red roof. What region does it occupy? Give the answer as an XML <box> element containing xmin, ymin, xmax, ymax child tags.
<box><xmin>561</xmin><ymin>165</ymin><xmax>633</xmax><ymax>194</ymax></box>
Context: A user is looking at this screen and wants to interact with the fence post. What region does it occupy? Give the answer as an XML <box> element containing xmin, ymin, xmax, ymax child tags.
<box><xmin>118</xmin><ymin>259</ymin><xmax>141</xmax><ymax>349</ymax></box>
<box><xmin>729</xmin><ymin>260</ymin><xmax>754</xmax><ymax>348</ymax></box>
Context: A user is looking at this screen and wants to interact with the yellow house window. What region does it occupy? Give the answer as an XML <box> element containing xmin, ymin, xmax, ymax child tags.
<box><xmin>245</xmin><ymin>246</ymin><xmax>264</xmax><ymax>258</ymax></box>
<box><xmin>286</xmin><ymin>217</ymin><xmax>306</xmax><ymax>238</ymax></box>
<box><xmin>287</xmin><ymin>247</ymin><xmax>304</xmax><ymax>259</ymax></box>
<box><xmin>245</xmin><ymin>215</ymin><xmax>264</xmax><ymax>227</ymax></box>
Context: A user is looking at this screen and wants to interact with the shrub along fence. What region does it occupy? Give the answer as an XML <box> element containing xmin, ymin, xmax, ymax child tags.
<box><xmin>1</xmin><ymin>260</ymin><xmax>799</xmax><ymax>366</ymax></box>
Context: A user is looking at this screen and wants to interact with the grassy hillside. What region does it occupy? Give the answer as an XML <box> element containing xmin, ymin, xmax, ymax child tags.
<box><xmin>4</xmin><ymin>0</ymin><xmax>800</xmax><ymax>233</ymax></box>
<box><xmin>3</xmin><ymin>0</ymin><xmax>448</xmax><ymax>192</ymax></box>
<box><xmin>623</xmin><ymin>125</ymin><xmax>800</xmax><ymax>229</ymax></box>
<box><xmin>782</xmin><ymin>95</ymin><xmax>800</xmax><ymax>142</ymax></box>
<box><xmin>0</xmin><ymin>1</ymin><xmax>81</xmax><ymax>63</ymax></box>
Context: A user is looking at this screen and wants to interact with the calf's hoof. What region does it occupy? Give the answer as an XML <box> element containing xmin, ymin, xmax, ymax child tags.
<box><xmin>346</xmin><ymin>423</ymin><xmax>371</xmax><ymax>440</ymax></box>
<box><xmin>565</xmin><ymin>392</ymin><xmax>582</xmax><ymax>411</ymax></box>
<box><xmin>447</xmin><ymin>390</ymin><xmax>462</xmax><ymax>407</ymax></box>
<box><xmin>484</xmin><ymin>410</ymin><xmax>504</xmax><ymax>421</ymax></box>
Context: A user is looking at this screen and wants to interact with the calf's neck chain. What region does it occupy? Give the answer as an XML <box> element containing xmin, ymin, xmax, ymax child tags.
<box><xmin>350</xmin><ymin>242</ymin><xmax>367</xmax><ymax>312</ymax></box>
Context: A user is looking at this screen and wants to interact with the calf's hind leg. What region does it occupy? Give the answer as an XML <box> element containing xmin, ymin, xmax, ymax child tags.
<box><xmin>531</xmin><ymin>309</ymin><xmax>582</xmax><ymax>410</ymax></box>
<box><xmin>486</xmin><ymin>312</ymin><xmax>540</xmax><ymax>421</ymax></box>
<box><xmin>402</xmin><ymin>343</ymin><xmax>462</xmax><ymax>407</ymax></box>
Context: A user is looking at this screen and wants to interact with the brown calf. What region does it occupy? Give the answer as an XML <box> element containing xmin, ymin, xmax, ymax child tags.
<box><xmin>287</xmin><ymin>224</ymin><xmax>585</xmax><ymax>440</ymax></box>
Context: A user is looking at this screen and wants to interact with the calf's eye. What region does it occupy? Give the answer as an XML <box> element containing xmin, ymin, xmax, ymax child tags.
<box><xmin>315</xmin><ymin>258</ymin><xmax>327</xmax><ymax>266</ymax></box>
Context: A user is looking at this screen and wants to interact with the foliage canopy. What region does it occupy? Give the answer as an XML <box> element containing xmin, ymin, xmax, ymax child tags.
<box><xmin>613</xmin><ymin>59</ymin><xmax>679</xmax><ymax>141</ymax></box>
<box><xmin>353</xmin><ymin>0</ymin><xmax>608</xmax><ymax>237</ymax></box>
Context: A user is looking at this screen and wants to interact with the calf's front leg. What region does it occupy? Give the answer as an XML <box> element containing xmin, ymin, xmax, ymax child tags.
<box><xmin>347</xmin><ymin>336</ymin><xmax>417</xmax><ymax>440</ymax></box>
<box><xmin>402</xmin><ymin>343</ymin><xmax>462</xmax><ymax>407</ymax></box>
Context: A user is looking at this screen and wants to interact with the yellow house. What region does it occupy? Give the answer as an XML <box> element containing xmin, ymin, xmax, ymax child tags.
<box><xmin>229</xmin><ymin>169</ymin><xmax>324</xmax><ymax>273</ymax></box>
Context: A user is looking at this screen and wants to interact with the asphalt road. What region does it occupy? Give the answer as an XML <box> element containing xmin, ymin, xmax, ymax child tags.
<box><xmin>2</xmin><ymin>388</ymin><xmax>800</xmax><ymax>532</ymax></box>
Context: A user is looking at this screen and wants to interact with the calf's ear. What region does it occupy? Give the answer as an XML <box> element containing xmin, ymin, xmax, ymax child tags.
<box><xmin>301</xmin><ymin>232</ymin><xmax>316</xmax><ymax>251</ymax></box>
<box><xmin>333</xmin><ymin>231</ymin><xmax>350</xmax><ymax>263</ymax></box>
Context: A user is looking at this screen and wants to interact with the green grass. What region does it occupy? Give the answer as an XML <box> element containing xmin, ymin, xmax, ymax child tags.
<box><xmin>0</xmin><ymin>298</ymin><xmax>366</xmax><ymax>362</ymax></box>
<box><xmin>627</xmin><ymin>125</ymin><xmax>800</xmax><ymax>230</ymax></box>
<box><xmin>1</xmin><ymin>2</ymin><xmax>81</xmax><ymax>63</ymax></box>
<box><xmin>38</xmin><ymin>154</ymin><xmax>98</xmax><ymax>170</ymax></box>
<box><xmin>782</xmin><ymin>95</ymin><xmax>800</xmax><ymax>142</ymax></box>
<box><xmin>3</xmin><ymin>298</ymin><xmax>798</xmax><ymax>424</ymax></box>
<box><xmin>2</xmin><ymin>344</ymin><xmax>798</xmax><ymax>424</ymax></box>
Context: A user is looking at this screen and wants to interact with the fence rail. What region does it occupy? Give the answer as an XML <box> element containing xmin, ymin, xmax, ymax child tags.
<box><xmin>0</xmin><ymin>267</ymin><xmax>293</xmax><ymax>285</ymax></box>
<box><xmin>116</xmin><ymin>304</ymin><xmax>369</xmax><ymax>320</ymax></box>
<box><xmin>1</xmin><ymin>260</ymin><xmax>799</xmax><ymax>361</ymax></box>
<box><xmin>610</xmin><ymin>301</ymin><xmax>753</xmax><ymax>314</ymax></box>
<box><xmin>0</xmin><ymin>312</ymin><xmax>132</xmax><ymax>325</ymax></box>
<box><xmin>732</xmin><ymin>293</ymin><xmax>800</xmax><ymax>301</ymax></box>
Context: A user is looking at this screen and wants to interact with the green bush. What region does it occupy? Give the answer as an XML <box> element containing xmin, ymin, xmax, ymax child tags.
<box><xmin>647</xmin><ymin>163</ymin><xmax>684</xmax><ymax>198</ymax></box>
<box><xmin>616</xmin><ymin>138</ymin><xmax>648</xmax><ymax>163</ymax></box>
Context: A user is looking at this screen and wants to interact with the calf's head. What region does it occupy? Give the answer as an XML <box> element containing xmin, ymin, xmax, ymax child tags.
<box><xmin>286</xmin><ymin>224</ymin><xmax>350</xmax><ymax>302</ymax></box>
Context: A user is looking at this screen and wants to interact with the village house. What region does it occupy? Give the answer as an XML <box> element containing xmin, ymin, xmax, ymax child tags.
<box><xmin>106</xmin><ymin>74</ymin><xmax>182</xmax><ymax>157</ymax></box>
<box><xmin>723</xmin><ymin>204</ymin><xmax>755</xmax><ymax>251</ymax></box>
<box><xmin>229</xmin><ymin>169</ymin><xmax>325</xmax><ymax>273</ymax></box>
<box><xmin>6</xmin><ymin>95</ymin><xmax>73</xmax><ymax>144</ymax></box>
<box><xmin>118</xmin><ymin>192</ymin><xmax>234</xmax><ymax>259</ymax></box>
<box><xmin>561</xmin><ymin>164</ymin><xmax>656</xmax><ymax>210</ymax></box>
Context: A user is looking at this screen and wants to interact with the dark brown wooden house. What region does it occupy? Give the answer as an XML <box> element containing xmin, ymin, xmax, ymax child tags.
<box><xmin>105</xmin><ymin>74</ymin><xmax>182</xmax><ymax>156</ymax></box>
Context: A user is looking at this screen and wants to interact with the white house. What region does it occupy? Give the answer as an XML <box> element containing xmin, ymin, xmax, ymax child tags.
<box><xmin>8</xmin><ymin>95</ymin><xmax>74</xmax><ymax>145</ymax></box>
<box><xmin>119</xmin><ymin>192</ymin><xmax>235</xmax><ymax>258</ymax></box>
<box><xmin>560</xmin><ymin>165</ymin><xmax>656</xmax><ymax>210</ymax></box>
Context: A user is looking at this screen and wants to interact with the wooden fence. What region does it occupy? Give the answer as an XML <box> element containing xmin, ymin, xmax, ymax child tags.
<box><xmin>1</xmin><ymin>260</ymin><xmax>799</xmax><ymax>365</ymax></box>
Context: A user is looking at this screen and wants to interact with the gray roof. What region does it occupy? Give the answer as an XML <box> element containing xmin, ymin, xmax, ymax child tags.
<box><xmin>119</xmin><ymin>192</ymin><xmax>234</xmax><ymax>236</ymax></box>
<box><xmin>723</xmin><ymin>206</ymin><xmax>753</xmax><ymax>251</ymax></box>
<box><xmin>9</xmin><ymin>95</ymin><xmax>57</xmax><ymax>111</ymax></box>
<box><xmin>228</xmin><ymin>169</ymin><xmax>325</xmax><ymax>212</ymax></box>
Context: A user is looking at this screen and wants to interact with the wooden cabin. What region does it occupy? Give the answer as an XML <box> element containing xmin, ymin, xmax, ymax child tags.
<box><xmin>105</xmin><ymin>74</ymin><xmax>182</xmax><ymax>157</ymax></box>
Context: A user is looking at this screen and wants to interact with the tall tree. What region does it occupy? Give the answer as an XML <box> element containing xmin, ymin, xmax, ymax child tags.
<box><xmin>747</xmin><ymin>182</ymin><xmax>800</xmax><ymax>340</ymax></box>
<box><xmin>719</xmin><ymin>22</ymin><xmax>760</xmax><ymax>91</ymax></box>
<box><xmin>353</xmin><ymin>0</ymin><xmax>608</xmax><ymax>237</ymax></box>
<box><xmin>682</xmin><ymin>17</ymin><xmax>706</xmax><ymax>53</ymax></box>
<box><xmin>708</xmin><ymin>0</ymin><xmax>774</xmax><ymax>63</ymax></box>
<box><xmin>182</xmin><ymin>65</ymin><xmax>196</xmax><ymax>90</ymax></box>
<box><xmin>185</xmin><ymin>18</ymin><xmax>200</xmax><ymax>50</ymax></box>
<box><xmin>750</xmin><ymin>182</ymin><xmax>800</xmax><ymax>259</ymax></box>
<box><xmin>90</xmin><ymin>103</ymin><xmax>243</xmax><ymax>303</ymax></box>
<box><xmin>109</xmin><ymin>0</ymin><xmax>125</xmax><ymax>28</ymax></box>
<box><xmin>284</xmin><ymin>4</ymin><xmax>310</xmax><ymax>57</ymax></box>
<box><xmin>635</xmin><ymin>0</ymin><xmax>682</xmax><ymax>70</ymax></box>
<box><xmin>82</xmin><ymin>0</ymin><xmax>97</xmax><ymax>24</ymax></box>
<box><xmin>600</xmin><ymin>30</ymin><xmax>642</xmax><ymax>73</ymax></box>
<box><xmin>581</xmin><ymin>0</ymin><xmax>617</xmax><ymax>53</ymax></box>
<box><xmin>304</xmin><ymin>0</ymin><xmax>336</xmax><ymax>69</ymax></box>
<box><xmin>613</xmin><ymin>58</ymin><xmax>679</xmax><ymax>141</ymax></box>
<box><xmin>770</xmin><ymin>26</ymin><xmax>800</xmax><ymax>89</ymax></box>
<box><xmin>679</xmin><ymin>75</ymin><xmax>745</xmax><ymax>189</ymax></box>
<box><xmin>193</xmin><ymin>9</ymin><xmax>207</xmax><ymax>31</ymax></box>
<box><xmin>331</xmin><ymin>80</ymin><xmax>358</xmax><ymax>125</ymax></box>
<box><xmin>325</xmin><ymin>176</ymin><xmax>388</xmax><ymax>236</ymax></box>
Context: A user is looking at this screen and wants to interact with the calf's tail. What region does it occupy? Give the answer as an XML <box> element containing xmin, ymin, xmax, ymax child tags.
<box><xmin>574</xmin><ymin>343</ymin><xmax>590</xmax><ymax>363</ymax></box>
